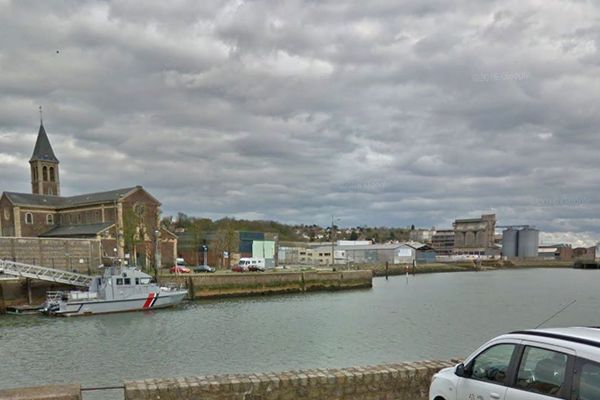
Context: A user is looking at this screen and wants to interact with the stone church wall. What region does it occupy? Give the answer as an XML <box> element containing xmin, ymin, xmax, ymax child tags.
<box><xmin>0</xmin><ymin>237</ymin><xmax>102</xmax><ymax>273</ymax></box>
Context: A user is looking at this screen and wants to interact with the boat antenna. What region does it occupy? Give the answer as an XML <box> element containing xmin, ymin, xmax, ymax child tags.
<box><xmin>535</xmin><ymin>299</ymin><xmax>577</xmax><ymax>329</ymax></box>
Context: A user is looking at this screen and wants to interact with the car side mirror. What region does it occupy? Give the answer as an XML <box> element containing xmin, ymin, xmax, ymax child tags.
<box><xmin>455</xmin><ymin>363</ymin><xmax>466</xmax><ymax>377</ymax></box>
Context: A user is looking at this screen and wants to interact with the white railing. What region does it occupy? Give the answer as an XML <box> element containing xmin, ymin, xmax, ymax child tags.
<box><xmin>0</xmin><ymin>259</ymin><xmax>92</xmax><ymax>287</ymax></box>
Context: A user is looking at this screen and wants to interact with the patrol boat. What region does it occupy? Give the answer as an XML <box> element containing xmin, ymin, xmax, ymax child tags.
<box><xmin>42</xmin><ymin>265</ymin><xmax>188</xmax><ymax>316</ymax></box>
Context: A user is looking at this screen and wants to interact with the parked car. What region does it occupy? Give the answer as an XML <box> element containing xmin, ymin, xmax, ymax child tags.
<box><xmin>194</xmin><ymin>265</ymin><xmax>215</xmax><ymax>273</ymax></box>
<box><xmin>429</xmin><ymin>327</ymin><xmax>600</xmax><ymax>400</ymax></box>
<box><xmin>248</xmin><ymin>265</ymin><xmax>265</xmax><ymax>272</ymax></box>
<box><xmin>169</xmin><ymin>257</ymin><xmax>190</xmax><ymax>273</ymax></box>
<box><xmin>170</xmin><ymin>265</ymin><xmax>191</xmax><ymax>274</ymax></box>
<box><xmin>231</xmin><ymin>264</ymin><xmax>248</xmax><ymax>272</ymax></box>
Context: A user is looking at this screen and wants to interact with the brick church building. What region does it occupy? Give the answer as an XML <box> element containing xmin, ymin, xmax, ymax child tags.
<box><xmin>0</xmin><ymin>122</ymin><xmax>176</xmax><ymax>268</ymax></box>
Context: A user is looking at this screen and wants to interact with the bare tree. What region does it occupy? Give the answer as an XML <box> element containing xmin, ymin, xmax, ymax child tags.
<box><xmin>210</xmin><ymin>221</ymin><xmax>239</xmax><ymax>269</ymax></box>
<box><xmin>188</xmin><ymin>220</ymin><xmax>205</xmax><ymax>266</ymax></box>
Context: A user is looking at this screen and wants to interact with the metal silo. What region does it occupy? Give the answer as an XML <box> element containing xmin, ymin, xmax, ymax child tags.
<box><xmin>517</xmin><ymin>228</ymin><xmax>539</xmax><ymax>258</ymax></box>
<box><xmin>502</xmin><ymin>229</ymin><xmax>518</xmax><ymax>258</ymax></box>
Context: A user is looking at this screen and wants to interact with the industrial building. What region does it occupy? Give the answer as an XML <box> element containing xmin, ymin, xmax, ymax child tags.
<box><xmin>453</xmin><ymin>214</ymin><xmax>497</xmax><ymax>255</ymax></box>
<box><xmin>409</xmin><ymin>229</ymin><xmax>435</xmax><ymax>244</ymax></box>
<box><xmin>431</xmin><ymin>229</ymin><xmax>454</xmax><ymax>255</ymax></box>
<box><xmin>279</xmin><ymin>242</ymin><xmax>417</xmax><ymax>266</ymax></box>
<box><xmin>339</xmin><ymin>243</ymin><xmax>415</xmax><ymax>265</ymax></box>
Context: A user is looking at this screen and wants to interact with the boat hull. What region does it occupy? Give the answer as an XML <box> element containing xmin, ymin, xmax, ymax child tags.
<box><xmin>44</xmin><ymin>290</ymin><xmax>188</xmax><ymax>317</ymax></box>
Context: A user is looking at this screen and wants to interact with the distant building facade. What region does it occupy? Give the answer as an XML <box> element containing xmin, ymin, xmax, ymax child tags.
<box><xmin>431</xmin><ymin>229</ymin><xmax>455</xmax><ymax>255</ymax></box>
<box><xmin>538</xmin><ymin>244</ymin><xmax>573</xmax><ymax>261</ymax></box>
<box><xmin>453</xmin><ymin>214</ymin><xmax>496</xmax><ymax>255</ymax></box>
<box><xmin>0</xmin><ymin>122</ymin><xmax>176</xmax><ymax>267</ymax></box>
<box><xmin>409</xmin><ymin>229</ymin><xmax>435</xmax><ymax>244</ymax></box>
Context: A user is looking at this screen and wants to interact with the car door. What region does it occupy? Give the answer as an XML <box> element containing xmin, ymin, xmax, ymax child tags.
<box><xmin>572</xmin><ymin>357</ymin><xmax>600</xmax><ymax>400</ymax></box>
<box><xmin>456</xmin><ymin>343</ymin><xmax>518</xmax><ymax>400</ymax></box>
<box><xmin>504</xmin><ymin>344</ymin><xmax>573</xmax><ymax>400</ymax></box>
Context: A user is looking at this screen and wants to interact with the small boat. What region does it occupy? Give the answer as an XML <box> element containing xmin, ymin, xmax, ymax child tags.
<box><xmin>41</xmin><ymin>265</ymin><xmax>188</xmax><ymax>316</ymax></box>
<box><xmin>6</xmin><ymin>305</ymin><xmax>44</xmax><ymax>315</ymax></box>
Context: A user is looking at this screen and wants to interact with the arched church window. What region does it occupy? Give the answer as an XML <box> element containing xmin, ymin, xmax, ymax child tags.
<box><xmin>49</xmin><ymin>167</ymin><xmax>55</xmax><ymax>182</ymax></box>
<box><xmin>43</xmin><ymin>166</ymin><xmax>48</xmax><ymax>181</ymax></box>
<box><xmin>25</xmin><ymin>212</ymin><xmax>33</xmax><ymax>224</ymax></box>
<box><xmin>46</xmin><ymin>214</ymin><xmax>54</xmax><ymax>225</ymax></box>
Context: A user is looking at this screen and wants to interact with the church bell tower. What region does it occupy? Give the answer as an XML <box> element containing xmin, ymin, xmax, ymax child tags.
<box><xmin>30</xmin><ymin>109</ymin><xmax>60</xmax><ymax>196</ymax></box>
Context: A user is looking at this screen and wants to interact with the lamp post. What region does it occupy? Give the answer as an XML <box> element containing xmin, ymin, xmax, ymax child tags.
<box><xmin>274</xmin><ymin>234</ymin><xmax>279</xmax><ymax>268</ymax></box>
<box><xmin>202</xmin><ymin>244</ymin><xmax>208</xmax><ymax>266</ymax></box>
<box><xmin>331</xmin><ymin>216</ymin><xmax>340</xmax><ymax>269</ymax></box>
<box><xmin>154</xmin><ymin>229</ymin><xmax>161</xmax><ymax>281</ymax></box>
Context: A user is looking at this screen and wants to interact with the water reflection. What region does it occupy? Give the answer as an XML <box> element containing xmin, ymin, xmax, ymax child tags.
<box><xmin>1</xmin><ymin>268</ymin><xmax>599</xmax><ymax>394</ymax></box>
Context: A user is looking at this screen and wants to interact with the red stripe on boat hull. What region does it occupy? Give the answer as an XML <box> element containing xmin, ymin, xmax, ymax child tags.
<box><xmin>143</xmin><ymin>293</ymin><xmax>155</xmax><ymax>309</ymax></box>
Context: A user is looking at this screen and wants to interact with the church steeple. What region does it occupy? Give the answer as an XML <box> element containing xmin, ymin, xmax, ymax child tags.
<box><xmin>30</xmin><ymin>111</ymin><xmax>60</xmax><ymax>196</ymax></box>
<box><xmin>30</xmin><ymin>123</ymin><xmax>59</xmax><ymax>163</ymax></box>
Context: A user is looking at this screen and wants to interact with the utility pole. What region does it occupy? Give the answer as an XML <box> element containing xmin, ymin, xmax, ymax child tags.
<box><xmin>154</xmin><ymin>229</ymin><xmax>161</xmax><ymax>281</ymax></box>
<box><xmin>331</xmin><ymin>216</ymin><xmax>337</xmax><ymax>268</ymax></box>
<box><xmin>274</xmin><ymin>234</ymin><xmax>279</xmax><ymax>268</ymax></box>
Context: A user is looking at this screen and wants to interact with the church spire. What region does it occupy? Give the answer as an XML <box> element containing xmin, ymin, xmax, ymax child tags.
<box><xmin>30</xmin><ymin>110</ymin><xmax>60</xmax><ymax>196</ymax></box>
<box><xmin>30</xmin><ymin>121</ymin><xmax>59</xmax><ymax>163</ymax></box>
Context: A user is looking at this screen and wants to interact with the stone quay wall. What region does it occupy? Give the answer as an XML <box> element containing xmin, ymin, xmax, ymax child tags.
<box><xmin>124</xmin><ymin>360</ymin><xmax>456</xmax><ymax>400</ymax></box>
<box><xmin>0</xmin><ymin>360</ymin><xmax>457</xmax><ymax>400</ymax></box>
<box><xmin>160</xmin><ymin>270</ymin><xmax>373</xmax><ymax>299</ymax></box>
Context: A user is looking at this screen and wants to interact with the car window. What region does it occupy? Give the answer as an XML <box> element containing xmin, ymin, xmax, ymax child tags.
<box><xmin>576</xmin><ymin>359</ymin><xmax>600</xmax><ymax>400</ymax></box>
<box><xmin>470</xmin><ymin>343</ymin><xmax>516</xmax><ymax>384</ymax></box>
<box><xmin>515</xmin><ymin>346</ymin><xmax>567</xmax><ymax>397</ymax></box>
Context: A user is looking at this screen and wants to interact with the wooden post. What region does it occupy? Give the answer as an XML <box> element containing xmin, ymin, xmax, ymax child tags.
<box><xmin>385</xmin><ymin>261</ymin><xmax>389</xmax><ymax>280</ymax></box>
<box><xmin>26</xmin><ymin>278</ymin><xmax>32</xmax><ymax>305</ymax></box>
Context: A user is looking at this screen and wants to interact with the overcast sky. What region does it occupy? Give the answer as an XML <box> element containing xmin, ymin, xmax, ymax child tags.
<box><xmin>0</xmin><ymin>0</ymin><xmax>599</xmax><ymax>245</ymax></box>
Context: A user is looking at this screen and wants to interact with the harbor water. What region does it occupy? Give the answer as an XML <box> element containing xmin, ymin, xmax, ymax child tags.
<box><xmin>0</xmin><ymin>268</ymin><xmax>598</xmax><ymax>396</ymax></box>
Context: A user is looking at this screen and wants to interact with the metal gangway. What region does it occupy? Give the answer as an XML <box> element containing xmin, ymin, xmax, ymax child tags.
<box><xmin>0</xmin><ymin>259</ymin><xmax>92</xmax><ymax>287</ymax></box>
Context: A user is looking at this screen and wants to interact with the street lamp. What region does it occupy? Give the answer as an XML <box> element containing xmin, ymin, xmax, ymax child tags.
<box><xmin>274</xmin><ymin>234</ymin><xmax>279</xmax><ymax>268</ymax></box>
<box><xmin>154</xmin><ymin>230</ymin><xmax>161</xmax><ymax>280</ymax></box>
<box><xmin>201</xmin><ymin>244</ymin><xmax>208</xmax><ymax>266</ymax></box>
<box><xmin>331</xmin><ymin>216</ymin><xmax>341</xmax><ymax>268</ymax></box>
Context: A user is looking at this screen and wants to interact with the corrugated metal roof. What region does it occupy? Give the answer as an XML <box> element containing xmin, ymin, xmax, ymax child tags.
<box><xmin>3</xmin><ymin>187</ymin><xmax>137</xmax><ymax>209</ymax></box>
<box><xmin>404</xmin><ymin>241</ymin><xmax>427</xmax><ymax>249</ymax></box>
<box><xmin>40</xmin><ymin>222</ymin><xmax>114</xmax><ymax>237</ymax></box>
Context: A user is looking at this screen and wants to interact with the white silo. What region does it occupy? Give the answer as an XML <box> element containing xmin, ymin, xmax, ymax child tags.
<box><xmin>502</xmin><ymin>229</ymin><xmax>518</xmax><ymax>258</ymax></box>
<box><xmin>517</xmin><ymin>228</ymin><xmax>539</xmax><ymax>258</ymax></box>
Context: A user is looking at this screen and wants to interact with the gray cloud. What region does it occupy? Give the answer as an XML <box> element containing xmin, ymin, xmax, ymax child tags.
<box><xmin>0</xmin><ymin>0</ymin><xmax>599</xmax><ymax>244</ymax></box>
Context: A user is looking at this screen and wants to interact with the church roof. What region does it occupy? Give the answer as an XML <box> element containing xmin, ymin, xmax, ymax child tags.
<box><xmin>30</xmin><ymin>124</ymin><xmax>59</xmax><ymax>163</ymax></box>
<box><xmin>3</xmin><ymin>187</ymin><xmax>139</xmax><ymax>209</ymax></box>
<box><xmin>40</xmin><ymin>222</ymin><xmax>114</xmax><ymax>237</ymax></box>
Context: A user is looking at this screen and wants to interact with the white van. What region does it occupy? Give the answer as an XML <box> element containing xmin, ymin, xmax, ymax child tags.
<box><xmin>238</xmin><ymin>257</ymin><xmax>265</xmax><ymax>271</ymax></box>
